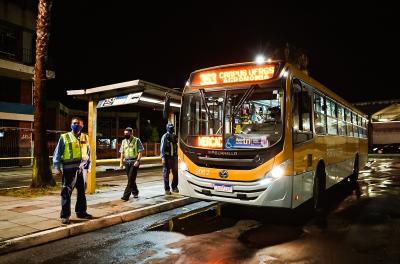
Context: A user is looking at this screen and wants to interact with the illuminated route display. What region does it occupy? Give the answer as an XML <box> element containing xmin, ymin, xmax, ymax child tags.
<box><xmin>191</xmin><ymin>64</ymin><xmax>276</xmax><ymax>86</ymax></box>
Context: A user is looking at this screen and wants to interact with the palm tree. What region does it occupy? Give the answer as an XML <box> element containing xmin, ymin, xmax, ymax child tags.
<box><xmin>32</xmin><ymin>0</ymin><xmax>55</xmax><ymax>187</ymax></box>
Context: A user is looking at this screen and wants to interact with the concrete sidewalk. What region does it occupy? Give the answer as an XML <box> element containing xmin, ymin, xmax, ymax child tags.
<box><xmin>0</xmin><ymin>174</ymin><xmax>194</xmax><ymax>254</ymax></box>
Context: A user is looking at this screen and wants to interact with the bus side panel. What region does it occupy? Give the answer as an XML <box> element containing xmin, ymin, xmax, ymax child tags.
<box><xmin>342</xmin><ymin>136</ymin><xmax>358</xmax><ymax>180</ymax></box>
<box><xmin>293</xmin><ymin>141</ymin><xmax>317</xmax><ymax>205</ymax></box>
<box><xmin>291</xmin><ymin>170</ymin><xmax>314</xmax><ymax>208</ymax></box>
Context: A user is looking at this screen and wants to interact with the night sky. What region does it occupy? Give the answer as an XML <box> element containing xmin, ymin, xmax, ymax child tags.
<box><xmin>48</xmin><ymin>1</ymin><xmax>397</xmax><ymax>107</ymax></box>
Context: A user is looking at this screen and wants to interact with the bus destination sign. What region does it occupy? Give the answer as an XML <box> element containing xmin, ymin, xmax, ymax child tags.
<box><xmin>191</xmin><ymin>64</ymin><xmax>275</xmax><ymax>86</ymax></box>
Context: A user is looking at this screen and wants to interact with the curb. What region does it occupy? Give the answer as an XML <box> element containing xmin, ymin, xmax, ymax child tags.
<box><xmin>0</xmin><ymin>197</ymin><xmax>196</xmax><ymax>255</ymax></box>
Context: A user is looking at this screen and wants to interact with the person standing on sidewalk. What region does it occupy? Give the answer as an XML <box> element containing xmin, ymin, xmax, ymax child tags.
<box><xmin>53</xmin><ymin>117</ymin><xmax>92</xmax><ymax>224</ymax></box>
<box><xmin>160</xmin><ymin>123</ymin><xmax>178</xmax><ymax>195</ymax></box>
<box><xmin>120</xmin><ymin>127</ymin><xmax>144</xmax><ymax>201</ymax></box>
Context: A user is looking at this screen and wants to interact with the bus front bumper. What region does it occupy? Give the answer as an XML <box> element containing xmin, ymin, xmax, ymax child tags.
<box><xmin>178</xmin><ymin>170</ymin><xmax>293</xmax><ymax>208</ymax></box>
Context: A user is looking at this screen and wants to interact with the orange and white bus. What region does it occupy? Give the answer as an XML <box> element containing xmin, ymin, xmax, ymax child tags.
<box><xmin>178</xmin><ymin>60</ymin><xmax>368</xmax><ymax>209</ymax></box>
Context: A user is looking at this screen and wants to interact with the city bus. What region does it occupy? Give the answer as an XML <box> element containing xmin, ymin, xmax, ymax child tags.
<box><xmin>177</xmin><ymin>60</ymin><xmax>368</xmax><ymax>209</ymax></box>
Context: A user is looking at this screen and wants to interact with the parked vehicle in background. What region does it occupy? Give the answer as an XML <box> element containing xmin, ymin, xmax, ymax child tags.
<box><xmin>372</xmin><ymin>144</ymin><xmax>400</xmax><ymax>154</ymax></box>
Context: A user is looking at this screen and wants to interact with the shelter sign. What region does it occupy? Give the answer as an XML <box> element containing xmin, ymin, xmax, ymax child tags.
<box><xmin>97</xmin><ymin>92</ymin><xmax>143</xmax><ymax>108</ymax></box>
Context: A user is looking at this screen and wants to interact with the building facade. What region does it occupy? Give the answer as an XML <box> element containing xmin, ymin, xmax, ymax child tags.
<box><xmin>0</xmin><ymin>0</ymin><xmax>54</xmax><ymax>166</ymax></box>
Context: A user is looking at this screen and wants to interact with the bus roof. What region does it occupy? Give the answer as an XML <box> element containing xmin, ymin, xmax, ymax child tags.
<box><xmin>286</xmin><ymin>63</ymin><xmax>367</xmax><ymax>118</ymax></box>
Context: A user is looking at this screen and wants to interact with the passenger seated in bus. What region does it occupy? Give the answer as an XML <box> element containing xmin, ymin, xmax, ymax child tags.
<box><xmin>251</xmin><ymin>107</ymin><xmax>263</xmax><ymax>124</ymax></box>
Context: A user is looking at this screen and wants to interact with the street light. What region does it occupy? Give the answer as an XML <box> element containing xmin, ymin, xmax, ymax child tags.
<box><xmin>255</xmin><ymin>54</ymin><xmax>266</xmax><ymax>65</ymax></box>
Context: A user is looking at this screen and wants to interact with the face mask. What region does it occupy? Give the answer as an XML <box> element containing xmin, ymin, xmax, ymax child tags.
<box><xmin>71</xmin><ymin>124</ymin><xmax>82</xmax><ymax>134</ymax></box>
<box><xmin>124</xmin><ymin>135</ymin><xmax>131</xmax><ymax>139</ymax></box>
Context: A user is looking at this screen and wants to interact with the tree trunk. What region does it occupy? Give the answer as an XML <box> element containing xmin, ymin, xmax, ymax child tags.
<box><xmin>32</xmin><ymin>0</ymin><xmax>55</xmax><ymax>187</ymax></box>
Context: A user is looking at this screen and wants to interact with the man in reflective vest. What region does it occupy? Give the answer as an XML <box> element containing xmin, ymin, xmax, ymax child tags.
<box><xmin>119</xmin><ymin>127</ymin><xmax>144</xmax><ymax>201</ymax></box>
<box><xmin>53</xmin><ymin>117</ymin><xmax>92</xmax><ymax>224</ymax></box>
<box><xmin>160</xmin><ymin>123</ymin><xmax>178</xmax><ymax>195</ymax></box>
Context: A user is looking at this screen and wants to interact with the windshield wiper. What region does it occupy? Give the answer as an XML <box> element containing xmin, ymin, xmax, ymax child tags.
<box><xmin>199</xmin><ymin>89</ymin><xmax>212</xmax><ymax>118</ymax></box>
<box><xmin>233</xmin><ymin>85</ymin><xmax>257</xmax><ymax>116</ymax></box>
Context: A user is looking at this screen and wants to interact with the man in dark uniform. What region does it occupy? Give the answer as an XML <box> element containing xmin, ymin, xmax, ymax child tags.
<box><xmin>160</xmin><ymin>123</ymin><xmax>178</xmax><ymax>195</ymax></box>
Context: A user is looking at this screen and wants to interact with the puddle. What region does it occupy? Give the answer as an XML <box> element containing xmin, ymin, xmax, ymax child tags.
<box><xmin>148</xmin><ymin>207</ymin><xmax>238</xmax><ymax>236</ymax></box>
<box><xmin>148</xmin><ymin>205</ymin><xmax>303</xmax><ymax>250</ymax></box>
<box><xmin>238</xmin><ymin>224</ymin><xmax>303</xmax><ymax>249</ymax></box>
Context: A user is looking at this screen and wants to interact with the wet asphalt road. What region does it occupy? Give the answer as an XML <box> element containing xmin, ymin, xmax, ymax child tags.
<box><xmin>1</xmin><ymin>157</ymin><xmax>400</xmax><ymax>264</ymax></box>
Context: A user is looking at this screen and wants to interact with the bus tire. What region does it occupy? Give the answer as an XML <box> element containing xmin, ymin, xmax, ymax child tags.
<box><xmin>350</xmin><ymin>155</ymin><xmax>359</xmax><ymax>187</ymax></box>
<box><xmin>313</xmin><ymin>163</ymin><xmax>326</xmax><ymax>212</ymax></box>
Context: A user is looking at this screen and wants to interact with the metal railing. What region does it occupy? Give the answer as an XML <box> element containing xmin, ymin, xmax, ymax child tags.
<box><xmin>0</xmin><ymin>127</ymin><xmax>161</xmax><ymax>167</ymax></box>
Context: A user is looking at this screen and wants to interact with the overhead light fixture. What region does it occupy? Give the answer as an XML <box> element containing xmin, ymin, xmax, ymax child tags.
<box><xmin>255</xmin><ymin>54</ymin><xmax>265</xmax><ymax>65</ymax></box>
<box><xmin>139</xmin><ymin>96</ymin><xmax>181</xmax><ymax>108</ymax></box>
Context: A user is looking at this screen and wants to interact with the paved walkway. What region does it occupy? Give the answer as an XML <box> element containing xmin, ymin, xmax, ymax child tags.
<box><xmin>0</xmin><ymin>172</ymin><xmax>192</xmax><ymax>254</ymax></box>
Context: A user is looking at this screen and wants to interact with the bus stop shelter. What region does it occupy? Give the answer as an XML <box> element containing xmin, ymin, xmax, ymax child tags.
<box><xmin>67</xmin><ymin>79</ymin><xmax>182</xmax><ymax>193</ymax></box>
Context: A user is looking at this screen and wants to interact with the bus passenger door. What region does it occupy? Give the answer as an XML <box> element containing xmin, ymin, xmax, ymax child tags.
<box><xmin>292</xmin><ymin>80</ymin><xmax>314</xmax><ymax>206</ymax></box>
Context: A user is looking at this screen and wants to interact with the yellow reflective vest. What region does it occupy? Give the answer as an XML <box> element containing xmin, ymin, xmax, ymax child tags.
<box><xmin>61</xmin><ymin>132</ymin><xmax>89</xmax><ymax>163</ymax></box>
<box><xmin>122</xmin><ymin>137</ymin><xmax>138</xmax><ymax>159</ymax></box>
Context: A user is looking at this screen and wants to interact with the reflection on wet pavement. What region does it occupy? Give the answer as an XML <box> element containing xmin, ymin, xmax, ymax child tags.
<box><xmin>360</xmin><ymin>158</ymin><xmax>400</xmax><ymax>197</ymax></box>
<box><xmin>145</xmin><ymin>158</ymin><xmax>400</xmax><ymax>264</ymax></box>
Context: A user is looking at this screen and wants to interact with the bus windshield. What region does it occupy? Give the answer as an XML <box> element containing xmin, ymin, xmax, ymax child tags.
<box><xmin>180</xmin><ymin>84</ymin><xmax>284</xmax><ymax>149</ymax></box>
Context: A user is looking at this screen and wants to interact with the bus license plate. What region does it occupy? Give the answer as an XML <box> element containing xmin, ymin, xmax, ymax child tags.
<box><xmin>213</xmin><ymin>184</ymin><xmax>233</xmax><ymax>193</ymax></box>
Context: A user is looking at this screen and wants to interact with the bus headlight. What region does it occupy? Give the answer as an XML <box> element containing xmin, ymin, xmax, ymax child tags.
<box><xmin>258</xmin><ymin>177</ymin><xmax>272</xmax><ymax>186</ymax></box>
<box><xmin>258</xmin><ymin>160</ymin><xmax>289</xmax><ymax>185</ymax></box>
<box><xmin>178</xmin><ymin>158</ymin><xmax>188</xmax><ymax>171</ymax></box>
<box><xmin>271</xmin><ymin>166</ymin><xmax>284</xmax><ymax>178</ymax></box>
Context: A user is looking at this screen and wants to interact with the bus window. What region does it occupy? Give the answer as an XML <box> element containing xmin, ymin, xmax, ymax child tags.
<box><xmin>345</xmin><ymin>109</ymin><xmax>353</xmax><ymax>137</ymax></box>
<box><xmin>353</xmin><ymin>114</ymin><xmax>359</xmax><ymax>137</ymax></box>
<box><xmin>360</xmin><ymin>118</ymin><xmax>365</xmax><ymax>138</ymax></box>
<box><xmin>326</xmin><ymin>99</ymin><xmax>338</xmax><ymax>135</ymax></box>
<box><xmin>314</xmin><ymin>93</ymin><xmax>327</xmax><ymax>134</ymax></box>
<box><xmin>337</xmin><ymin>105</ymin><xmax>346</xmax><ymax>136</ymax></box>
<box><xmin>365</xmin><ymin>118</ymin><xmax>369</xmax><ymax>138</ymax></box>
<box><xmin>225</xmin><ymin>86</ymin><xmax>284</xmax><ymax>148</ymax></box>
<box><xmin>180</xmin><ymin>84</ymin><xmax>284</xmax><ymax>149</ymax></box>
<box><xmin>292</xmin><ymin>79</ymin><xmax>312</xmax><ymax>144</ymax></box>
